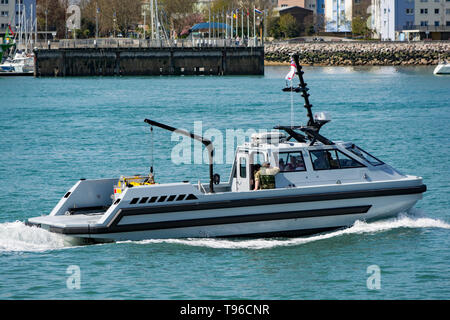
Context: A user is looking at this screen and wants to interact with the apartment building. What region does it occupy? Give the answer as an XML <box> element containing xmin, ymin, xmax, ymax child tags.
<box><xmin>371</xmin><ymin>0</ymin><xmax>448</xmax><ymax>40</ymax></box>
<box><xmin>324</xmin><ymin>0</ymin><xmax>353</xmax><ymax>31</ymax></box>
<box><xmin>1</xmin><ymin>0</ymin><xmax>36</xmax><ymax>38</ymax></box>
<box><xmin>0</xmin><ymin>0</ymin><xmax>14</xmax><ymax>36</ymax></box>
<box><xmin>413</xmin><ymin>0</ymin><xmax>450</xmax><ymax>39</ymax></box>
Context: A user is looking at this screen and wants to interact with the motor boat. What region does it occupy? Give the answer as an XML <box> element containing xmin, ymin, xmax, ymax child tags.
<box><xmin>433</xmin><ymin>59</ymin><xmax>450</xmax><ymax>75</ymax></box>
<box><xmin>26</xmin><ymin>54</ymin><xmax>426</xmax><ymax>243</ymax></box>
<box><xmin>0</xmin><ymin>51</ymin><xmax>34</xmax><ymax>73</ymax></box>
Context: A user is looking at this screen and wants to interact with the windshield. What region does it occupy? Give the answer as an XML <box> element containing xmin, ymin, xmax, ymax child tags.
<box><xmin>346</xmin><ymin>145</ymin><xmax>384</xmax><ymax>166</ymax></box>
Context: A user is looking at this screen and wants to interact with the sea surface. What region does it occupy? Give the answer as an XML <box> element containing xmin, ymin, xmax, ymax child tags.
<box><xmin>0</xmin><ymin>66</ymin><xmax>448</xmax><ymax>299</ymax></box>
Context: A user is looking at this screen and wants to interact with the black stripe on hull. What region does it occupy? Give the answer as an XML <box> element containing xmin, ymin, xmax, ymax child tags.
<box><xmin>120</xmin><ymin>184</ymin><xmax>426</xmax><ymax>216</ymax></box>
<box><xmin>45</xmin><ymin>205</ymin><xmax>371</xmax><ymax>235</ymax></box>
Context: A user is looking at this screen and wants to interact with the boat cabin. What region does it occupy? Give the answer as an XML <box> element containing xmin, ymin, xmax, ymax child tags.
<box><xmin>230</xmin><ymin>131</ymin><xmax>388</xmax><ymax>192</ymax></box>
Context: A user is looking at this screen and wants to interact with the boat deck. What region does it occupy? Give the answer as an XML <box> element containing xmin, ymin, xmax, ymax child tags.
<box><xmin>27</xmin><ymin>213</ymin><xmax>103</xmax><ymax>229</ymax></box>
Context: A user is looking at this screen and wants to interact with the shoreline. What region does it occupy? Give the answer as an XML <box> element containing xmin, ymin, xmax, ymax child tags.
<box><xmin>264</xmin><ymin>41</ymin><xmax>450</xmax><ymax>66</ymax></box>
<box><xmin>264</xmin><ymin>60</ymin><xmax>440</xmax><ymax>66</ymax></box>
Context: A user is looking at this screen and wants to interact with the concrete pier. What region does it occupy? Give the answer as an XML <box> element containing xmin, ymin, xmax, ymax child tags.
<box><xmin>34</xmin><ymin>47</ymin><xmax>265</xmax><ymax>77</ymax></box>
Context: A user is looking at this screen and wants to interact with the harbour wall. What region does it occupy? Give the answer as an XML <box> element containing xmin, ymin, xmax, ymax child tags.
<box><xmin>34</xmin><ymin>47</ymin><xmax>265</xmax><ymax>77</ymax></box>
<box><xmin>265</xmin><ymin>41</ymin><xmax>450</xmax><ymax>66</ymax></box>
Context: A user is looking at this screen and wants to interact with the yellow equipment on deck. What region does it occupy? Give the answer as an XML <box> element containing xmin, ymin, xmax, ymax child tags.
<box><xmin>113</xmin><ymin>174</ymin><xmax>156</xmax><ymax>196</ymax></box>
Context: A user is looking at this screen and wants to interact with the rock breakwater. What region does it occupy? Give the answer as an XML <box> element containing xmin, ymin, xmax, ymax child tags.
<box><xmin>265</xmin><ymin>41</ymin><xmax>450</xmax><ymax>66</ymax></box>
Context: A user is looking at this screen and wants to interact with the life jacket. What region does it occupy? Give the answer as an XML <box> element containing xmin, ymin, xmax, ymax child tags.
<box><xmin>257</xmin><ymin>167</ymin><xmax>279</xmax><ymax>189</ymax></box>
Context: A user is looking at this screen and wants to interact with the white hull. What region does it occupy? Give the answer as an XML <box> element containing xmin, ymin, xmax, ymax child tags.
<box><xmin>433</xmin><ymin>63</ymin><xmax>450</xmax><ymax>75</ymax></box>
<box><xmin>87</xmin><ymin>195</ymin><xmax>420</xmax><ymax>241</ymax></box>
<box><xmin>29</xmin><ymin>179</ymin><xmax>424</xmax><ymax>242</ymax></box>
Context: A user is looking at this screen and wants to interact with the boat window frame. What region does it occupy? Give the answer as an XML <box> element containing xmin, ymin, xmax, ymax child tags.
<box><xmin>239</xmin><ymin>156</ymin><xmax>247</xmax><ymax>178</ymax></box>
<box><xmin>346</xmin><ymin>144</ymin><xmax>384</xmax><ymax>166</ymax></box>
<box><xmin>309</xmin><ymin>149</ymin><xmax>366</xmax><ymax>171</ymax></box>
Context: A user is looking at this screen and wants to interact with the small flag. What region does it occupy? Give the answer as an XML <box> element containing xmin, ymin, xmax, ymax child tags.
<box><xmin>255</xmin><ymin>8</ymin><xmax>263</xmax><ymax>14</ymax></box>
<box><xmin>285</xmin><ymin>57</ymin><xmax>297</xmax><ymax>81</ymax></box>
<box><xmin>8</xmin><ymin>24</ymin><xmax>14</xmax><ymax>36</ymax></box>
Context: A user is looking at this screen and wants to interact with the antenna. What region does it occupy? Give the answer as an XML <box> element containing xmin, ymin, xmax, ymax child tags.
<box><xmin>292</xmin><ymin>54</ymin><xmax>315</xmax><ymax>127</ymax></box>
<box><xmin>277</xmin><ymin>54</ymin><xmax>334</xmax><ymax>146</ymax></box>
<box><xmin>150</xmin><ymin>126</ymin><xmax>154</xmax><ymax>174</ymax></box>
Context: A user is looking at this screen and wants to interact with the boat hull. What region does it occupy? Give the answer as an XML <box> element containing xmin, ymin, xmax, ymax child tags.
<box><xmin>433</xmin><ymin>64</ymin><xmax>450</xmax><ymax>75</ymax></box>
<box><xmin>28</xmin><ymin>184</ymin><xmax>425</xmax><ymax>242</ymax></box>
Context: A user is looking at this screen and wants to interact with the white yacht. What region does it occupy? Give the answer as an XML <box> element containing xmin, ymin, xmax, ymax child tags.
<box><xmin>26</xmin><ymin>55</ymin><xmax>426</xmax><ymax>243</ymax></box>
<box><xmin>0</xmin><ymin>51</ymin><xmax>34</xmax><ymax>73</ymax></box>
<box><xmin>433</xmin><ymin>60</ymin><xmax>450</xmax><ymax>75</ymax></box>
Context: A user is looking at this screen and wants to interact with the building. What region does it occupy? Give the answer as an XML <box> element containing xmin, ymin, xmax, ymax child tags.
<box><xmin>395</xmin><ymin>0</ymin><xmax>415</xmax><ymax>32</ymax></box>
<box><xmin>371</xmin><ymin>0</ymin><xmax>396</xmax><ymax>40</ymax></box>
<box><xmin>279</xmin><ymin>0</ymin><xmax>306</xmax><ymax>7</ymax></box>
<box><xmin>278</xmin><ymin>1</ymin><xmax>326</xmax><ymax>30</ymax></box>
<box><xmin>371</xmin><ymin>0</ymin><xmax>449</xmax><ymax>41</ymax></box>
<box><xmin>0</xmin><ymin>0</ymin><xmax>14</xmax><ymax>36</ymax></box>
<box><xmin>412</xmin><ymin>0</ymin><xmax>450</xmax><ymax>39</ymax></box>
<box><xmin>317</xmin><ymin>0</ymin><xmax>325</xmax><ymax>15</ymax></box>
<box><xmin>1</xmin><ymin>0</ymin><xmax>36</xmax><ymax>38</ymax></box>
<box><xmin>325</xmin><ymin>0</ymin><xmax>353</xmax><ymax>32</ymax></box>
<box><xmin>353</xmin><ymin>0</ymin><xmax>372</xmax><ymax>20</ymax></box>
<box><xmin>273</xmin><ymin>5</ymin><xmax>314</xmax><ymax>33</ymax></box>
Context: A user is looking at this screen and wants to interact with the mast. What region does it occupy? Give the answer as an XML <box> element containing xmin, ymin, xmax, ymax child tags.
<box><xmin>277</xmin><ymin>54</ymin><xmax>334</xmax><ymax>146</ymax></box>
<box><xmin>292</xmin><ymin>54</ymin><xmax>315</xmax><ymax>127</ymax></box>
<box><xmin>144</xmin><ymin>119</ymin><xmax>215</xmax><ymax>193</ymax></box>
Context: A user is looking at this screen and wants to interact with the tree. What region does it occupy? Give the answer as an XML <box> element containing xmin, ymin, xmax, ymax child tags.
<box><xmin>159</xmin><ymin>0</ymin><xmax>197</xmax><ymax>37</ymax></box>
<box><xmin>36</xmin><ymin>0</ymin><xmax>69</xmax><ymax>39</ymax></box>
<box><xmin>352</xmin><ymin>15</ymin><xmax>372</xmax><ymax>39</ymax></box>
<box><xmin>79</xmin><ymin>0</ymin><xmax>141</xmax><ymax>37</ymax></box>
<box><xmin>279</xmin><ymin>14</ymin><xmax>299</xmax><ymax>39</ymax></box>
<box><xmin>268</xmin><ymin>16</ymin><xmax>281</xmax><ymax>39</ymax></box>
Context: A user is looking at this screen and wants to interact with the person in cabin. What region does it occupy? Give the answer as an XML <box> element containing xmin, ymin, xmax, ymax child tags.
<box><xmin>293</xmin><ymin>156</ymin><xmax>305</xmax><ymax>171</ymax></box>
<box><xmin>278</xmin><ymin>158</ymin><xmax>286</xmax><ymax>171</ymax></box>
<box><xmin>325</xmin><ymin>151</ymin><xmax>339</xmax><ymax>169</ymax></box>
<box><xmin>254</xmin><ymin>162</ymin><xmax>280</xmax><ymax>190</ymax></box>
<box><xmin>284</xmin><ymin>156</ymin><xmax>298</xmax><ymax>171</ymax></box>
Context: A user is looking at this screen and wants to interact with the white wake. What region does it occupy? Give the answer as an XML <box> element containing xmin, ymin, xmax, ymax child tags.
<box><xmin>1</xmin><ymin>211</ymin><xmax>448</xmax><ymax>252</ymax></box>
<box><xmin>0</xmin><ymin>221</ymin><xmax>67</xmax><ymax>253</ymax></box>
<box><xmin>129</xmin><ymin>212</ymin><xmax>450</xmax><ymax>250</ymax></box>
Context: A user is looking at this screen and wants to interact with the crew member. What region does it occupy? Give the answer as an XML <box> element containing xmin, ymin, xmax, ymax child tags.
<box><xmin>254</xmin><ymin>162</ymin><xmax>280</xmax><ymax>190</ymax></box>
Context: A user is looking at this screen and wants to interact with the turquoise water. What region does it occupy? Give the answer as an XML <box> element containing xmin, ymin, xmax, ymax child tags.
<box><xmin>0</xmin><ymin>66</ymin><xmax>449</xmax><ymax>299</ymax></box>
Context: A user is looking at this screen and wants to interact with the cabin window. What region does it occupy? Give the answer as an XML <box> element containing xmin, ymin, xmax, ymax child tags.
<box><xmin>175</xmin><ymin>194</ymin><xmax>186</xmax><ymax>201</ymax></box>
<box><xmin>310</xmin><ymin>150</ymin><xmax>336</xmax><ymax>170</ymax></box>
<box><xmin>346</xmin><ymin>145</ymin><xmax>384</xmax><ymax>166</ymax></box>
<box><xmin>337</xmin><ymin>150</ymin><xmax>365</xmax><ymax>168</ymax></box>
<box><xmin>310</xmin><ymin>149</ymin><xmax>364</xmax><ymax>170</ymax></box>
<box><xmin>278</xmin><ymin>151</ymin><xmax>306</xmax><ymax>172</ymax></box>
<box><xmin>239</xmin><ymin>157</ymin><xmax>247</xmax><ymax>178</ymax></box>
<box><xmin>130</xmin><ymin>198</ymin><xmax>139</xmax><ymax>204</ymax></box>
<box><xmin>139</xmin><ymin>197</ymin><xmax>149</xmax><ymax>204</ymax></box>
